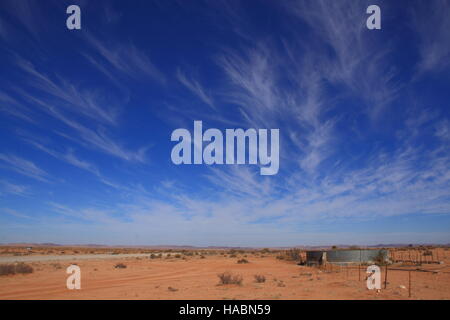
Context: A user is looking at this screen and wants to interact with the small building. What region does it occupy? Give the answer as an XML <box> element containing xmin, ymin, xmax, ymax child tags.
<box><xmin>305</xmin><ymin>249</ymin><xmax>389</xmax><ymax>266</ymax></box>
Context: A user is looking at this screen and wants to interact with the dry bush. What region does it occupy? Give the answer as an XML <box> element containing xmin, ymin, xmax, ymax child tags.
<box><xmin>254</xmin><ymin>274</ymin><xmax>266</xmax><ymax>283</ymax></box>
<box><xmin>237</xmin><ymin>258</ymin><xmax>249</xmax><ymax>264</ymax></box>
<box><xmin>229</xmin><ymin>254</ymin><xmax>237</xmax><ymax>258</ymax></box>
<box><xmin>174</xmin><ymin>254</ymin><xmax>181</xmax><ymax>258</ymax></box>
<box><xmin>217</xmin><ymin>272</ymin><xmax>243</xmax><ymax>285</ymax></box>
<box><xmin>285</xmin><ymin>249</ymin><xmax>301</xmax><ymax>261</ymax></box>
<box><xmin>200</xmin><ymin>255</ymin><xmax>205</xmax><ymax>259</ymax></box>
<box><xmin>168</xmin><ymin>286</ymin><xmax>178</xmax><ymax>292</ymax></box>
<box><xmin>114</xmin><ymin>263</ymin><xmax>127</xmax><ymax>269</ymax></box>
<box><xmin>0</xmin><ymin>263</ymin><xmax>34</xmax><ymax>276</ymax></box>
<box><xmin>50</xmin><ymin>263</ymin><xmax>62</xmax><ymax>270</ymax></box>
<box><xmin>15</xmin><ymin>263</ymin><xmax>33</xmax><ymax>274</ymax></box>
<box><xmin>423</xmin><ymin>250</ymin><xmax>433</xmax><ymax>256</ymax></box>
<box><xmin>277</xmin><ymin>280</ymin><xmax>286</xmax><ymax>287</ymax></box>
<box><xmin>0</xmin><ymin>264</ymin><xmax>16</xmax><ymax>276</ymax></box>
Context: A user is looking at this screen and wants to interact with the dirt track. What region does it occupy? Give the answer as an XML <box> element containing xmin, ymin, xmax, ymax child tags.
<box><xmin>0</xmin><ymin>253</ymin><xmax>157</xmax><ymax>263</ymax></box>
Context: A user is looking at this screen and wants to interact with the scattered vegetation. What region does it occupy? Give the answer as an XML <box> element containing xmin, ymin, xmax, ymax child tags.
<box><xmin>237</xmin><ymin>258</ymin><xmax>249</xmax><ymax>264</ymax></box>
<box><xmin>374</xmin><ymin>251</ymin><xmax>387</xmax><ymax>266</ymax></box>
<box><xmin>276</xmin><ymin>248</ymin><xmax>301</xmax><ymax>261</ymax></box>
<box><xmin>0</xmin><ymin>264</ymin><xmax>16</xmax><ymax>276</ymax></box>
<box><xmin>0</xmin><ymin>263</ymin><xmax>34</xmax><ymax>276</ymax></box>
<box><xmin>114</xmin><ymin>263</ymin><xmax>127</xmax><ymax>269</ymax></box>
<box><xmin>217</xmin><ymin>272</ymin><xmax>243</xmax><ymax>285</ymax></box>
<box><xmin>254</xmin><ymin>274</ymin><xmax>266</xmax><ymax>283</ymax></box>
<box><xmin>50</xmin><ymin>263</ymin><xmax>62</xmax><ymax>270</ymax></box>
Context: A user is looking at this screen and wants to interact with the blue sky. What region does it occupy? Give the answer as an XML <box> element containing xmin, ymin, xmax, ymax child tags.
<box><xmin>0</xmin><ymin>0</ymin><xmax>449</xmax><ymax>246</ymax></box>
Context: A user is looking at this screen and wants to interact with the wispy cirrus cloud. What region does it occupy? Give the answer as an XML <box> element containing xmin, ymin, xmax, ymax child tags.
<box><xmin>20</xmin><ymin>136</ymin><xmax>127</xmax><ymax>189</ymax></box>
<box><xmin>0</xmin><ymin>0</ymin><xmax>43</xmax><ymax>39</ymax></box>
<box><xmin>2</xmin><ymin>208</ymin><xmax>33</xmax><ymax>220</ymax></box>
<box><xmin>0</xmin><ymin>180</ymin><xmax>28</xmax><ymax>196</ymax></box>
<box><xmin>1</xmin><ymin>54</ymin><xmax>149</xmax><ymax>163</ymax></box>
<box><xmin>288</xmin><ymin>0</ymin><xmax>399</xmax><ymax>117</ymax></box>
<box><xmin>23</xmin><ymin>139</ymin><xmax>100</xmax><ymax>176</ymax></box>
<box><xmin>0</xmin><ymin>153</ymin><xmax>49</xmax><ymax>182</ymax></box>
<box><xmin>177</xmin><ymin>69</ymin><xmax>216</xmax><ymax>110</ymax></box>
<box><xmin>84</xmin><ymin>33</ymin><xmax>166</xmax><ymax>84</ymax></box>
<box><xmin>0</xmin><ymin>91</ymin><xmax>37</xmax><ymax>124</ymax></box>
<box><xmin>0</xmin><ymin>0</ymin><xmax>449</xmax><ymax>246</ymax></box>
<box><xmin>412</xmin><ymin>0</ymin><xmax>450</xmax><ymax>74</ymax></box>
<box><xmin>15</xmin><ymin>56</ymin><xmax>120</xmax><ymax>125</ymax></box>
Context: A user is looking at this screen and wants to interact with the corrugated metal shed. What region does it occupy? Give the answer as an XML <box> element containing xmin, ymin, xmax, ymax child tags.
<box><xmin>305</xmin><ymin>249</ymin><xmax>389</xmax><ymax>265</ymax></box>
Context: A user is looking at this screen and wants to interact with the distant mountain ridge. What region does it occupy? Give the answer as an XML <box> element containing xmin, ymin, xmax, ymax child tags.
<box><xmin>1</xmin><ymin>242</ymin><xmax>448</xmax><ymax>249</ymax></box>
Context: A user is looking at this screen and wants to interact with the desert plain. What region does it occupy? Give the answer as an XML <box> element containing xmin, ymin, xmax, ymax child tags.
<box><xmin>0</xmin><ymin>246</ymin><xmax>449</xmax><ymax>300</ymax></box>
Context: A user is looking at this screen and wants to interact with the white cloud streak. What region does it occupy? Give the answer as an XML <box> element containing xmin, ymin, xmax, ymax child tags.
<box><xmin>0</xmin><ymin>154</ymin><xmax>49</xmax><ymax>182</ymax></box>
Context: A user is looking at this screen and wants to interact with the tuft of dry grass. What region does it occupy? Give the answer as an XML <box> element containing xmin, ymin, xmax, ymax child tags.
<box><xmin>114</xmin><ymin>263</ymin><xmax>127</xmax><ymax>269</ymax></box>
<box><xmin>254</xmin><ymin>274</ymin><xmax>266</xmax><ymax>283</ymax></box>
<box><xmin>277</xmin><ymin>280</ymin><xmax>286</xmax><ymax>287</ymax></box>
<box><xmin>217</xmin><ymin>272</ymin><xmax>243</xmax><ymax>285</ymax></box>
<box><xmin>237</xmin><ymin>258</ymin><xmax>249</xmax><ymax>264</ymax></box>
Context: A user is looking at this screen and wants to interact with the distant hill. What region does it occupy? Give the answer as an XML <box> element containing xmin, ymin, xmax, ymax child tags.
<box><xmin>1</xmin><ymin>242</ymin><xmax>448</xmax><ymax>249</ymax></box>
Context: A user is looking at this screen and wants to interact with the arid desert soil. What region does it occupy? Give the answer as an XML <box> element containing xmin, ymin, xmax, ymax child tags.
<box><xmin>0</xmin><ymin>249</ymin><xmax>449</xmax><ymax>300</ymax></box>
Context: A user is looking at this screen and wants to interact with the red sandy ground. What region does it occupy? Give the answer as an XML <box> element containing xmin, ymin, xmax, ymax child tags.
<box><xmin>0</xmin><ymin>249</ymin><xmax>449</xmax><ymax>300</ymax></box>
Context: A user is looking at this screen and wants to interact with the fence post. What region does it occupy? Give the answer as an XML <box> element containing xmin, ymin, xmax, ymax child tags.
<box><xmin>384</xmin><ymin>265</ymin><xmax>388</xmax><ymax>289</ymax></box>
<box><xmin>408</xmin><ymin>271</ymin><xmax>412</xmax><ymax>298</ymax></box>
<box><xmin>358</xmin><ymin>263</ymin><xmax>361</xmax><ymax>281</ymax></box>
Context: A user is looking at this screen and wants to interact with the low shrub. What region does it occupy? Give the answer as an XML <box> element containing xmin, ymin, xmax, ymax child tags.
<box><xmin>114</xmin><ymin>263</ymin><xmax>127</xmax><ymax>269</ymax></box>
<box><xmin>217</xmin><ymin>272</ymin><xmax>243</xmax><ymax>285</ymax></box>
<box><xmin>254</xmin><ymin>274</ymin><xmax>266</xmax><ymax>283</ymax></box>
<box><xmin>16</xmin><ymin>263</ymin><xmax>33</xmax><ymax>274</ymax></box>
<box><xmin>0</xmin><ymin>263</ymin><xmax>34</xmax><ymax>276</ymax></box>
<box><xmin>0</xmin><ymin>264</ymin><xmax>16</xmax><ymax>276</ymax></box>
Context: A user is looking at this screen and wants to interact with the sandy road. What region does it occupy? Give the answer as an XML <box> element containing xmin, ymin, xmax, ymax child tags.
<box><xmin>0</xmin><ymin>253</ymin><xmax>156</xmax><ymax>263</ymax></box>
